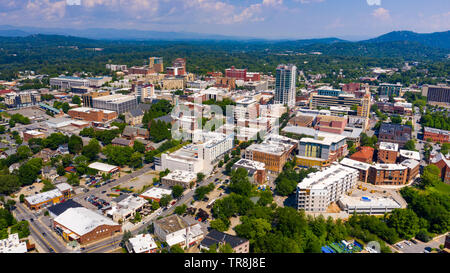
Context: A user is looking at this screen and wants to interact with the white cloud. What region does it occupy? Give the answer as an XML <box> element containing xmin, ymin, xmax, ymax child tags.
<box><xmin>372</xmin><ymin>7</ymin><xmax>390</xmax><ymax>21</ymax></box>
<box><xmin>263</xmin><ymin>0</ymin><xmax>283</xmax><ymax>6</ymax></box>
<box><xmin>366</xmin><ymin>0</ymin><xmax>381</xmax><ymax>6</ymax></box>
<box><xmin>26</xmin><ymin>0</ymin><xmax>67</xmax><ymax>21</ymax></box>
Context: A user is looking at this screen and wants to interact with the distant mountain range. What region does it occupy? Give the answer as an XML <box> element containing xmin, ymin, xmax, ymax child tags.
<box><xmin>0</xmin><ymin>25</ymin><xmax>250</xmax><ymax>41</ymax></box>
<box><xmin>363</xmin><ymin>30</ymin><xmax>450</xmax><ymax>49</ymax></box>
<box><xmin>0</xmin><ymin>25</ymin><xmax>449</xmax><ymax>50</ymax></box>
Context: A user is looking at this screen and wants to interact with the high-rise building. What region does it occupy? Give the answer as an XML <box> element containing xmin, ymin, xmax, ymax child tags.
<box><xmin>149</xmin><ymin>57</ymin><xmax>164</xmax><ymax>73</ymax></box>
<box><xmin>274</xmin><ymin>64</ymin><xmax>297</xmax><ymax>107</ymax></box>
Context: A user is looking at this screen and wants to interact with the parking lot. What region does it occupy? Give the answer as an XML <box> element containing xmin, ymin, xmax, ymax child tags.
<box><xmin>394</xmin><ymin>235</ymin><xmax>446</xmax><ymax>253</ymax></box>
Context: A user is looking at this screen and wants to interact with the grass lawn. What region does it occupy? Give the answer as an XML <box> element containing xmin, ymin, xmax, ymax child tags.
<box><xmin>427</xmin><ymin>182</ymin><xmax>450</xmax><ymax>195</ymax></box>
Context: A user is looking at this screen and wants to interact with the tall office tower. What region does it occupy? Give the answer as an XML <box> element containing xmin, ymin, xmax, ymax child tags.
<box><xmin>149</xmin><ymin>57</ymin><xmax>164</xmax><ymax>73</ymax></box>
<box><xmin>275</xmin><ymin>64</ymin><xmax>297</xmax><ymax>107</ymax></box>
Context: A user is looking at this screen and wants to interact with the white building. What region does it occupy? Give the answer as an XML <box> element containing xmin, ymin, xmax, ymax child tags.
<box><xmin>126</xmin><ymin>234</ymin><xmax>158</xmax><ymax>253</ymax></box>
<box><xmin>0</xmin><ymin>233</ymin><xmax>27</xmax><ymax>253</ymax></box>
<box><xmin>107</xmin><ymin>195</ymin><xmax>148</xmax><ymax>222</ymax></box>
<box><xmin>158</xmin><ymin>131</ymin><xmax>233</xmax><ymax>174</ymax></box>
<box><xmin>50</xmin><ymin>76</ymin><xmax>90</xmax><ymax>90</ymax></box>
<box><xmin>338</xmin><ymin>195</ymin><xmax>402</xmax><ymax>215</ymax></box>
<box><xmin>88</xmin><ymin>162</ymin><xmax>120</xmax><ymax>175</ymax></box>
<box><xmin>195</xmin><ymin>131</ymin><xmax>234</xmax><ymax>165</ymax></box>
<box><xmin>296</xmin><ymin>164</ymin><xmax>358</xmax><ymax>212</ymax></box>
<box><xmin>154</xmin><ymin>215</ymin><xmax>204</xmax><ymax>247</ymax></box>
<box><xmin>161</xmin><ymin>170</ymin><xmax>197</xmax><ymax>188</ymax></box>
<box><xmin>139</xmin><ymin>187</ymin><xmax>173</xmax><ymax>202</ymax></box>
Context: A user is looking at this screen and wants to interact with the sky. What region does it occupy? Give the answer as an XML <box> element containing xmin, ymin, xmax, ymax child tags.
<box><xmin>0</xmin><ymin>0</ymin><xmax>449</xmax><ymax>40</ymax></box>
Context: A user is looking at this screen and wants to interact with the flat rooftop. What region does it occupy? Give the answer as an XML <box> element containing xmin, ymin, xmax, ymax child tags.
<box><xmin>25</xmin><ymin>189</ymin><xmax>62</xmax><ymax>206</ymax></box>
<box><xmin>93</xmin><ymin>94</ymin><xmax>136</xmax><ymax>103</ymax></box>
<box><xmin>88</xmin><ymin>162</ymin><xmax>119</xmax><ymax>172</ymax></box>
<box><xmin>233</xmin><ymin>158</ymin><xmax>265</xmax><ymax>170</ymax></box>
<box><xmin>70</xmin><ymin>107</ymin><xmax>115</xmax><ymax>114</ymax></box>
<box><xmin>379</xmin><ymin>142</ymin><xmax>399</xmax><ymax>152</ymax></box>
<box><xmin>339</xmin><ymin>195</ymin><xmax>402</xmax><ymax>209</ymax></box>
<box><xmin>340</xmin><ymin>158</ymin><xmax>371</xmax><ymax>171</ymax></box>
<box><xmin>140</xmin><ymin>187</ymin><xmax>172</xmax><ymax>199</ymax></box>
<box><xmin>372</xmin><ymin>163</ymin><xmax>407</xmax><ymax>171</ymax></box>
<box><xmin>162</xmin><ymin>170</ymin><xmax>197</xmax><ymax>183</ymax></box>
<box><xmin>297</xmin><ymin>164</ymin><xmax>358</xmax><ymax>190</ymax></box>
<box><xmin>399</xmin><ymin>149</ymin><xmax>421</xmax><ymax>161</ymax></box>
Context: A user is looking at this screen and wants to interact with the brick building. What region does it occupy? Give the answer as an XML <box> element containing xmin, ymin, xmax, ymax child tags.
<box><xmin>314</xmin><ymin>115</ymin><xmax>348</xmax><ymax>134</ymax></box>
<box><xmin>232</xmin><ymin>159</ymin><xmax>266</xmax><ymax>185</ymax></box>
<box><xmin>368</xmin><ymin>164</ymin><xmax>408</xmax><ymax>185</ymax></box>
<box><xmin>378</xmin><ymin>123</ymin><xmax>412</xmax><ymax>148</ymax></box>
<box><xmin>68</xmin><ymin>107</ymin><xmax>118</xmax><ymax>123</ymax></box>
<box><xmin>430</xmin><ymin>153</ymin><xmax>450</xmax><ymax>184</ymax></box>
<box><xmin>423</xmin><ymin>127</ymin><xmax>450</xmax><ymax>143</ymax></box>
<box><xmin>23</xmin><ymin>130</ymin><xmax>46</xmax><ymax>142</ymax></box>
<box><xmin>377</xmin><ymin>142</ymin><xmax>399</xmax><ymax>164</ymax></box>
<box><xmin>53</xmin><ymin>207</ymin><xmax>121</xmax><ymax>245</ymax></box>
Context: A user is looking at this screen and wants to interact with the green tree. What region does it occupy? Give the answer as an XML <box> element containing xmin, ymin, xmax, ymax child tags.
<box><xmin>0</xmin><ymin>175</ymin><xmax>21</xmax><ymax>195</ymax></box>
<box><xmin>71</xmin><ymin>95</ymin><xmax>81</xmax><ymax>105</ymax></box>
<box><xmin>68</xmin><ymin>135</ymin><xmax>83</xmax><ymax>154</ymax></box>
<box><xmin>386</xmin><ymin>209</ymin><xmax>420</xmax><ymax>239</ymax></box>
<box><xmin>197</xmin><ymin>172</ymin><xmax>205</xmax><ymax>183</ymax></box>
<box><xmin>210</xmin><ymin>218</ymin><xmax>229</xmax><ymax>232</ymax></box>
<box><xmin>133</xmin><ymin>141</ymin><xmax>146</xmax><ymax>154</ymax></box>
<box><xmin>172</xmin><ymin>185</ymin><xmax>184</xmax><ymax>199</ymax></box>
<box><xmin>82</xmin><ymin>138</ymin><xmax>101</xmax><ymax>161</ymax></box>
<box><xmin>174</xmin><ymin>204</ymin><xmax>187</xmax><ymax>215</ymax></box>
<box><xmin>160</xmin><ymin>194</ymin><xmax>172</xmax><ymax>207</ymax></box>
<box><xmin>170</xmin><ymin>244</ymin><xmax>184</xmax><ymax>253</ymax></box>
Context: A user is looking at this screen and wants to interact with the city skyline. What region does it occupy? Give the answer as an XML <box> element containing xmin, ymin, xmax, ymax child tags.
<box><xmin>0</xmin><ymin>0</ymin><xmax>448</xmax><ymax>40</ymax></box>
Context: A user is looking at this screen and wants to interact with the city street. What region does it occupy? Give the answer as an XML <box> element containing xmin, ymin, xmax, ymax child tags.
<box><xmin>13</xmin><ymin>203</ymin><xmax>69</xmax><ymax>253</ymax></box>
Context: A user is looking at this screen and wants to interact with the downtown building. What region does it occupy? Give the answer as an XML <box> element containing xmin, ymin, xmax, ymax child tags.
<box><xmin>296</xmin><ymin>163</ymin><xmax>358</xmax><ymax>212</ymax></box>
<box><xmin>4</xmin><ymin>90</ymin><xmax>41</xmax><ymax>108</ymax></box>
<box><xmin>92</xmin><ymin>94</ymin><xmax>138</xmax><ymax>114</ymax></box>
<box><xmin>422</xmin><ymin>84</ymin><xmax>450</xmax><ymax>107</ymax></box>
<box><xmin>245</xmin><ymin>134</ymin><xmax>298</xmax><ymax>173</ymax></box>
<box><xmin>274</xmin><ymin>64</ymin><xmax>297</xmax><ymax>107</ymax></box>
<box><xmin>296</xmin><ymin>132</ymin><xmax>348</xmax><ymax>169</ymax></box>
<box><xmin>310</xmin><ymin>89</ymin><xmax>371</xmax><ymax>118</ymax></box>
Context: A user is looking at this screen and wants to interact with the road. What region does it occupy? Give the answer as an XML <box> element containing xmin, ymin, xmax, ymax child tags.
<box><xmin>13</xmin><ymin>203</ymin><xmax>69</xmax><ymax>253</ymax></box>
<box><xmin>79</xmin><ymin>164</ymin><xmax>229</xmax><ymax>253</ymax></box>
<box><xmin>73</xmin><ymin>163</ymin><xmax>155</xmax><ymax>203</ymax></box>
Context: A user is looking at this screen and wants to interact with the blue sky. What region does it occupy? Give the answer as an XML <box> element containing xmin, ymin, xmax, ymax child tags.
<box><xmin>0</xmin><ymin>0</ymin><xmax>449</xmax><ymax>39</ymax></box>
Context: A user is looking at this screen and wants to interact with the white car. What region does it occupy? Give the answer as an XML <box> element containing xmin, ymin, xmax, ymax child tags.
<box><xmin>396</xmin><ymin>243</ymin><xmax>403</xmax><ymax>249</ymax></box>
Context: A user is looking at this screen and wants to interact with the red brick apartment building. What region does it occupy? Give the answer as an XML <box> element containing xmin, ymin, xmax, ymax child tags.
<box><xmin>423</xmin><ymin>127</ymin><xmax>450</xmax><ymax>143</ymax></box>
<box><xmin>430</xmin><ymin>153</ymin><xmax>450</xmax><ymax>184</ymax></box>
<box><xmin>68</xmin><ymin>107</ymin><xmax>118</xmax><ymax>123</ymax></box>
<box><xmin>377</xmin><ymin>142</ymin><xmax>399</xmax><ymax>164</ymax></box>
<box><xmin>368</xmin><ymin>164</ymin><xmax>408</xmax><ymax>185</ymax></box>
